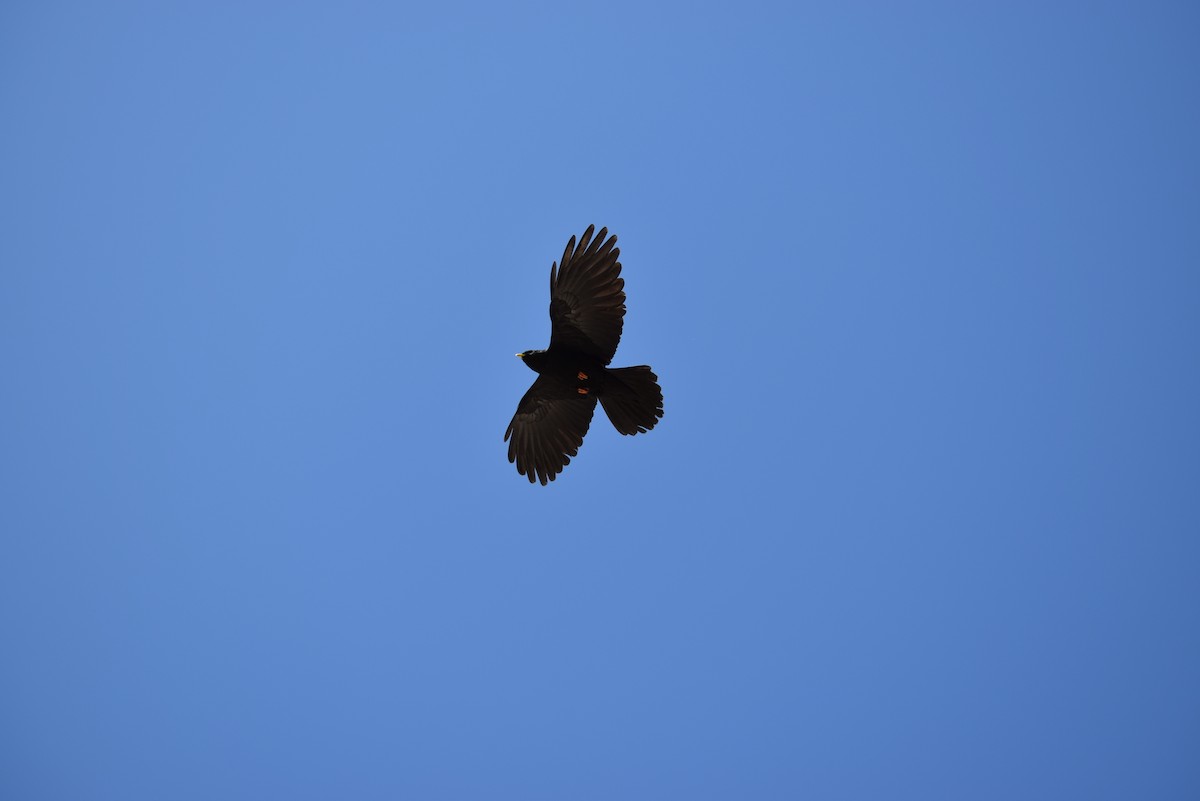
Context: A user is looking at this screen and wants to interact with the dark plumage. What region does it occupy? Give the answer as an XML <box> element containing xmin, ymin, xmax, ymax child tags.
<box><xmin>505</xmin><ymin>225</ymin><xmax>663</xmax><ymax>484</ymax></box>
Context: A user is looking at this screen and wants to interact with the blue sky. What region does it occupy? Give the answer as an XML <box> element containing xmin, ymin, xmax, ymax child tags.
<box><xmin>2</xmin><ymin>2</ymin><xmax>1198</xmax><ymax>799</ymax></box>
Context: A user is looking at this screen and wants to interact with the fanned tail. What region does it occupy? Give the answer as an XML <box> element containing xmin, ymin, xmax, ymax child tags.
<box><xmin>599</xmin><ymin>366</ymin><xmax>664</xmax><ymax>435</ymax></box>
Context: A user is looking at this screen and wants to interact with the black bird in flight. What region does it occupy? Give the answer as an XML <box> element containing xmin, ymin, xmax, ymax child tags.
<box><xmin>505</xmin><ymin>225</ymin><xmax>663</xmax><ymax>484</ymax></box>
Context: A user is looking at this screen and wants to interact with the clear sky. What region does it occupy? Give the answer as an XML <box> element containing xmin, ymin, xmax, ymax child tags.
<box><xmin>2</xmin><ymin>2</ymin><xmax>1198</xmax><ymax>799</ymax></box>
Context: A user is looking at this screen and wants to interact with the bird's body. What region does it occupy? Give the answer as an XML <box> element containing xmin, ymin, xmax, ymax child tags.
<box><xmin>517</xmin><ymin>348</ymin><xmax>605</xmax><ymax>392</ymax></box>
<box><xmin>505</xmin><ymin>225</ymin><xmax>663</xmax><ymax>484</ymax></box>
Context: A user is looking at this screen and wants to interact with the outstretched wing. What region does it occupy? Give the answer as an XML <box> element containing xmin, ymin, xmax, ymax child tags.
<box><xmin>504</xmin><ymin>375</ymin><xmax>598</xmax><ymax>485</ymax></box>
<box><xmin>549</xmin><ymin>225</ymin><xmax>626</xmax><ymax>364</ymax></box>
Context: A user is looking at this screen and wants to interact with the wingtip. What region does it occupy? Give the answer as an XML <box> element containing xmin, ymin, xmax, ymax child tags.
<box><xmin>577</xmin><ymin>225</ymin><xmax>595</xmax><ymax>253</ymax></box>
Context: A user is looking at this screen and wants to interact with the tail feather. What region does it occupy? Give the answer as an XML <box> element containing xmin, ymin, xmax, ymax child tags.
<box><xmin>600</xmin><ymin>366</ymin><xmax>664</xmax><ymax>435</ymax></box>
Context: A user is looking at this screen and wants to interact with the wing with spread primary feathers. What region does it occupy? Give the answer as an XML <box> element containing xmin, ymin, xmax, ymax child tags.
<box><xmin>548</xmin><ymin>225</ymin><xmax>625</xmax><ymax>364</ymax></box>
<box><xmin>504</xmin><ymin>375</ymin><xmax>598</xmax><ymax>485</ymax></box>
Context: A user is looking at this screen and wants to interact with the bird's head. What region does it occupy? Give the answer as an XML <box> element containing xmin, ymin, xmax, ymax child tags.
<box><xmin>516</xmin><ymin>349</ymin><xmax>546</xmax><ymax>371</ymax></box>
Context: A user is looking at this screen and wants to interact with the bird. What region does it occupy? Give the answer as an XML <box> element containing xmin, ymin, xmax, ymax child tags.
<box><xmin>505</xmin><ymin>225</ymin><xmax>663</xmax><ymax>484</ymax></box>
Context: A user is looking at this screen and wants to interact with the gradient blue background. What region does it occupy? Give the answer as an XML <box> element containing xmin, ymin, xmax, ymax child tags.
<box><xmin>3</xmin><ymin>2</ymin><xmax>1198</xmax><ymax>799</ymax></box>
